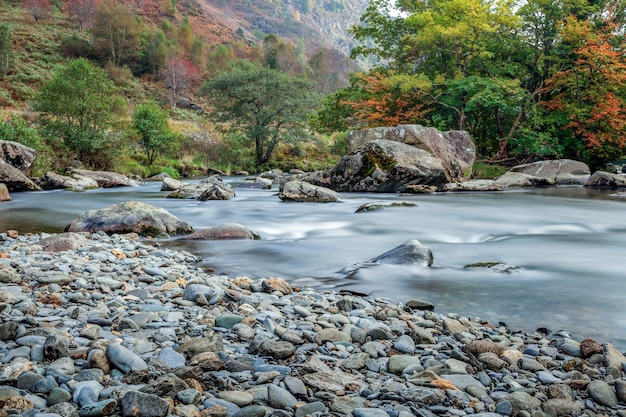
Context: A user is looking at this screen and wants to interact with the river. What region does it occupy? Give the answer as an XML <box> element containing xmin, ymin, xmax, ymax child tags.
<box><xmin>1</xmin><ymin>179</ymin><xmax>625</xmax><ymax>350</ymax></box>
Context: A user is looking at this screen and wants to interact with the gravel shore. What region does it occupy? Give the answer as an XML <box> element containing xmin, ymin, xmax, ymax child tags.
<box><xmin>0</xmin><ymin>231</ymin><xmax>625</xmax><ymax>417</ymax></box>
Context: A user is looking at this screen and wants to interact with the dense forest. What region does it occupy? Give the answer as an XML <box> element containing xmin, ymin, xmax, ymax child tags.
<box><xmin>0</xmin><ymin>0</ymin><xmax>625</xmax><ymax>178</ymax></box>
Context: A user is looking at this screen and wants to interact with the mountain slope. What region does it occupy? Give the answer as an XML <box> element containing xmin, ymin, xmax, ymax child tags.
<box><xmin>195</xmin><ymin>0</ymin><xmax>368</xmax><ymax>55</ymax></box>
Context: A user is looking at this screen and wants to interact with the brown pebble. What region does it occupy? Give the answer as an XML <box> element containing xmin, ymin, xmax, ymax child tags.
<box><xmin>200</xmin><ymin>406</ymin><xmax>227</xmax><ymax>417</ymax></box>
<box><xmin>262</xmin><ymin>277</ymin><xmax>292</xmax><ymax>295</ymax></box>
<box><xmin>6</xmin><ymin>230</ymin><xmax>18</xmax><ymax>239</ymax></box>
<box><xmin>580</xmin><ymin>338</ymin><xmax>603</xmax><ymax>358</ymax></box>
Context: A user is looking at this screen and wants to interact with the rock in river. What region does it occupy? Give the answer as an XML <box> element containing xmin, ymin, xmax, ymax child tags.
<box><xmin>65</xmin><ymin>200</ymin><xmax>193</xmax><ymax>237</ymax></box>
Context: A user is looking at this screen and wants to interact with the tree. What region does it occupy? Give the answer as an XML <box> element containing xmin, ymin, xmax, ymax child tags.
<box><xmin>133</xmin><ymin>101</ymin><xmax>175</xmax><ymax>164</ymax></box>
<box><xmin>542</xmin><ymin>15</ymin><xmax>626</xmax><ymax>165</ymax></box>
<box><xmin>161</xmin><ymin>57</ymin><xmax>199</xmax><ymax>107</ymax></box>
<box><xmin>201</xmin><ymin>60</ymin><xmax>320</xmax><ymax>165</ymax></box>
<box><xmin>0</xmin><ymin>23</ymin><xmax>11</xmax><ymax>75</ymax></box>
<box><xmin>33</xmin><ymin>58</ymin><xmax>127</xmax><ymax>166</ymax></box>
<box><xmin>22</xmin><ymin>0</ymin><xmax>52</xmax><ymax>22</ymax></box>
<box><xmin>66</xmin><ymin>0</ymin><xmax>99</xmax><ymax>30</ymax></box>
<box><xmin>341</xmin><ymin>71</ymin><xmax>431</xmax><ymax>128</ymax></box>
<box><xmin>91</xmin><ymin>0</ymin><xmax>144</xmax><ymax>68</ymax></box>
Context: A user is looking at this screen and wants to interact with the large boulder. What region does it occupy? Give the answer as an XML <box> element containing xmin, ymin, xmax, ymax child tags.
<box><xmin>0</xmin><ymin>159</ymin><xmax>41</xmax><ymax>191</ymax></box>
<box><xmin>37</xmin><ymin>171</ymin><xmax>99</xmax><ymax>191</ymax></box>
<box><xmin>68</xmin><ymin>168</ymin><xmax>139</xmax><ymax>188</ymax></box>
<box><xmin>584</xmin><ymin>171</ymin><xmax>626</xmax><ymax>188</ymax></box>
<box><xmin>0</xmin><ymin>140</ymin><xmax>36</xmax><ymax>175</ymax></box>
<box><xmin>65</xmin><ymin>201</ymin><xmax>194</xmax><ymax>237</ymax></box>
<box><xmin>308</xmin><ymin>140</ymin><xmax>448</xmax><ymax>192</ymax></box>
<box><xmin>179</xmin><ymin>224</ymin><xmax>260</xmax><ymax>240</ymax></box>
<box><xmin>340</xmin><ymin>239</ymin><xmax>433</xmax><ymax>274</ymax></box>
<box><xmin>348</xmin><ymin>125</ymin><xmax>475</xmax><ymax>182</ymax></box>
<box><xmin>509</xmin><ymin>159</ymin><xmax>590</xmax><ymax>185</ymax></box>
<box><xmin>279</xmin><ymin>180</ymin><xmax>341</xmax><ymax>202</ymax></box>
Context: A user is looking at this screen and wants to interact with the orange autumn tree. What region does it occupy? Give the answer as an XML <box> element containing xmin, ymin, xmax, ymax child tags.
<box><xmin>542</xmin><ymin>14</ymin><xmax>626</xmax><ymax>162</ymax></box>
<box><xmin>341</xmin><ymin>71</ymin><xmax>431</xmax><ymax>128</ymax></box>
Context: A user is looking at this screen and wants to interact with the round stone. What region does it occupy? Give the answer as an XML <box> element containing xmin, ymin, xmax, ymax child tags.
<box><xmin>588</xmin><ymin>380</ymin><xmax>618</xmax><ymax>407</ymax></box>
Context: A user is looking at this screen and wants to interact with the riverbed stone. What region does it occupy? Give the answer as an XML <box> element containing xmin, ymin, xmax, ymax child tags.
<box><xmin>121</xmin><ymin>391</ymin><xmax>170</xmax><ymax>417</ymax></box>
<box><xmin>180</xmin><ymin>224</ymin><xmax>259</xmax><ymax>241</ymax></box>
<box><xmin>106</xmin><ymin>343</ymin><xmax>148</xmax><ymax>373</ymax></box>
<box><xmin>588</xmin><ymin>380</ymin><xmax>618</xmax><ymax>407</ymax></box>
<box><xmin>1</xmin><ymin>231</ymin><xmax>626</xmax><ymax>417</ymax></box>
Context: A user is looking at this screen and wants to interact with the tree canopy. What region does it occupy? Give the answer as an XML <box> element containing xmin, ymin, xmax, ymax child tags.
<box><xmin>201</xmin><ymin>60</ymin><xmax>320</xmax><ymax>166</ymax></box>
<box><xmin>33</xmin><ymin>58</ymin><xmax>127</xmax><ymax>167</ymax></box>
<box><xmin>319</xmin><ymin>0</ymin><xmax>626</xmax><ymax>168</ymax></box>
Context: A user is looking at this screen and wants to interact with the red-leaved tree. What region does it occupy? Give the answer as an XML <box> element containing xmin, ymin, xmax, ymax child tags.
<box><xmin>542</xmin><ymin>15</ymin><xmax>626</xmax><ymax>162</ymax></box>
<box><xmin>66</xmin><ymin>0</ymin><xmax>99</xmax><ymax>31</ymax></box>
<box><xmin>161</xmin><ymin>57</ymin><xmax>200</xmax><ymax>107</ymax></box>
<box><xmin>22</xmin><ymin>0</ymin><xmax>52</xmax><ymax>22</ymax></box>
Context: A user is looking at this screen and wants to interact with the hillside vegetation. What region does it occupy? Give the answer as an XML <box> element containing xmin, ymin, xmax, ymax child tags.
<box><xmin>1</xmin><ymin>0</ymin><xmax>625</xmax><ymax>180</ymax></box>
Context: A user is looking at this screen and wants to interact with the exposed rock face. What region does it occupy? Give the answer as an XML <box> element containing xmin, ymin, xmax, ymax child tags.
<box><xmin>0</xmin><ymin>183</ymin><xmax>11</xmax><ymax>202</ymax></box>
<box><xmin>308</xmin><ymin>140</ymin><xmax>448</xmax><ymax>192</ymax></box>
<box><xmin>348</xmin><ymin>125</ymin><xmax>476</xmax><ymax>182</ymax></box>
<box><xmin>0</xmin><ymin>159</ymin><xmax>41</xmax><ymax>192</ymax></box>
<box><xmin>584</xmin><ymin>171</ymin><xmax>626</xmax><ymax>188</ymax></box>
<box><xmin>509</xmin><ymin>159</ymin><xmax>590</xmax><ymax>185</ymax></box>
<box><xmin>340</xmin><ymin>239</ymin><xmax>433</xmax><ymax>274</ymax></box>
<box><xmin>65</xmin><ymin>201</ymin><xmax>193</xmax><ymax>237</ymax></box>
<box><xmin>0</xmin><ymin>140</ymin><xmax>36</xmax><ymax>175</ymax></box>
<box><xmin>279</xmin><ymin>180</ymin><xmax>340</xmax><ymax>202</ymax></box>
<box><xmin>180</xmin><ymin>224</ymin><xmax>261</xmax><ymax>240</ymax></box>
<box><xmin>68</xmin><ymin>169</ymin><xmax>139</xmax><ymax>188</ymax></box>
<box><xmin>37</xmin><ymin>171</ymin><xmax>99</xmax><ymax>191</ymax></box>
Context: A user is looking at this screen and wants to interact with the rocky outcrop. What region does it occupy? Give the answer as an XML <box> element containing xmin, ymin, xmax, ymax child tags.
<box><xmin>279</xmin><ymin>180</ymin><xmax>341</xmax><ymax>202</ymax></box>
<box><xmin>584</xmin><ymin>171</ymin><xmax>626</xmax><ymax>188</ymax></box>
<box><xmin>37</xmin><ymin>171</ymin><xmax>99</xmax><ymax>191</ymax></box>
<box><xmin>180</xmin><ymin>224</ymin><xmax>260</xmax><ymax>240</ymax></box>
<box><xmin>163</xmin><ymin>176</ymin><xmax>235</xmax><ymax>200</ymax></box>
<box><xmin>0</xmin><ymin>140</ymin><xmax>36</xmax><ymax>175</ymax></box>
<box><xmin>0</xmin><ymin>159</ymin><xmax>41</xmax><ymax>192</ymax></box>
<box><xmin>340</xmin><ymin>239</ymin><xmax>433</xmax><ymax>274</ymax></box>
<box><xmin>233</xmin><ymin>177</ymin><xmax>273</xmax><ymax>189</ymax></box>
<box><xmin>348</xmin><ymin>125</ymin><xmax>476</xmax><ymax>182</ymax></box>
<box><xmin>494</xmin><ymin>172</ymin><xmax>556</xmax><ymax>188</ymax></box>
<box><xmin>0</xmin><ymin>183</ymin><xmax>11</xmax><ymax>202</ymax></box>
<box><xmin>509</xmin><ymin>159</ymin><xmax>590</xmax><ymax>185</ymax></box>
<box><xmin>306</xmin><ymin>140</ymin><xmax>448</xmax><ymax>193</ymax></box>
<box><xmin>68</xmin><ymin>169</ymin><xmax>139</xmax><ymax>188</ymax></box>
<box><xmin>65</xmin><ymin>201</ymin><xmax>194</xmax><ymax>237</ymax></box>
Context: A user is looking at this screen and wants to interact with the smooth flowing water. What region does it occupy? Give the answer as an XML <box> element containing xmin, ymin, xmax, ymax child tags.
<box><xmin>1</xmin><ymin>180</ymin><xmax>625</xmax><ymax>349</ymax></box>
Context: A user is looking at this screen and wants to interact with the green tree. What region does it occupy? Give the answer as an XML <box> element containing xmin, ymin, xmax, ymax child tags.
<box><xmin>33</xmin><ymin>58</ymin><xmax>127</xmax><ymax>166</ymax></box>
<box><xmin>133</xmin><ymin>101</ymin><xmax>175</xmax><ymax>164</ymax></box>
<box><xmin>201</xmin><ymin>60</ymin><xmax>320</xmax><ymax>165</ymax></box>
<box><xmin>91</xmin><ymin>0</ymin><xmax>144</xmax><ymax>68</ymax></box>
<box><xmin>0</xmin><ymin>23</ymin><xmax>11</xmax><ymax>75</ymax></box>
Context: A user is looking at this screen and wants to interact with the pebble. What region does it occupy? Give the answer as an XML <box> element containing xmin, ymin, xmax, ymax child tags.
<box><xmin>0</xmin><ymin>232</ymin><xmax>624</xmax><ymax>417</ymax></box>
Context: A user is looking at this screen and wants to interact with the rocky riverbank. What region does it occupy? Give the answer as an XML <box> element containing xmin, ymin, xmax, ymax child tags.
<box><xmin>1</xmin><ymin>232</ymin><xmax>625</xmax><ymax>417</ymax></box>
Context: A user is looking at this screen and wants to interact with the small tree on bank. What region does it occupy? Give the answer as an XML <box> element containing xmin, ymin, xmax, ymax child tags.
<box><xmin>201</xmin><ymin>60</ymin><xmax>320</xmax><ymax>166</ymax></box>
<box><xmin>132</xmin><ymin>101</ymin><xmax>176</xmax><ymax>164</ymax></box>
<box><xmin>33</xmin><ymin>58</ymin><xmax>127</xmax><ymax>167</ymax></box>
